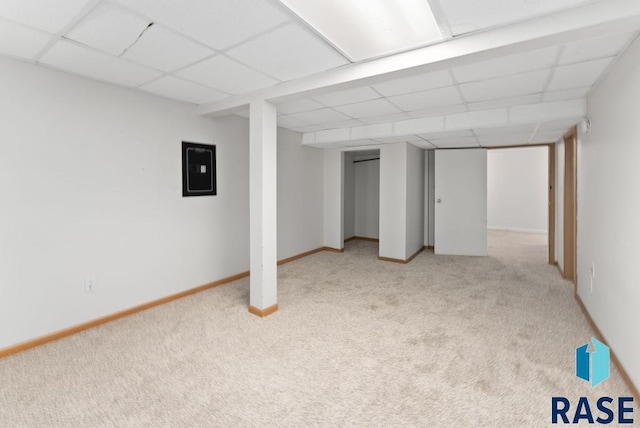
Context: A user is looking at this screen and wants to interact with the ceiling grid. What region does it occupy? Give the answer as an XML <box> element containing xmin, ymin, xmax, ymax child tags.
<box><xmin>0</xmin><ymin>0</ymin><xmax>638</xmax><ymax>148</ymax></box>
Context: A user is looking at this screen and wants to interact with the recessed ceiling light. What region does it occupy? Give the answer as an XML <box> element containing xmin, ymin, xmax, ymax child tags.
<box><xmin>279</xmin><ymin>0</ymin><xmax>443</xmax><ymax>62</ymax></box>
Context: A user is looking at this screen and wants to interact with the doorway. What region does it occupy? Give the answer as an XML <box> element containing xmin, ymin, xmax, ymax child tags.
<box><xmin>562</xmin><ymin>128</ymin><xmax>578</xmax><ymax>284</ymax></box>
<box><xmin>486</xmin><ymin>145</ymin><xmax>551</xmax><ymax>263</ymax></box>
<box><xmin>343</xmin><ymin>150</ymin><xmax>380</xmax><ymax>254</ymax></box>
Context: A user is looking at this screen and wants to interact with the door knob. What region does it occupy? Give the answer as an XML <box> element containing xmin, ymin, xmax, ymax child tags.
<box><xmin>436</xmin><ymin>198</ymin><xmax>442</xmax><ymax>203</ymax></box>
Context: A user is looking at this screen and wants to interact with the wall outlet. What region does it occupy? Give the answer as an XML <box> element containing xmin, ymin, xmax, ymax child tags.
<box><xmin>84</xmin><ymin>275</ymin><xmax>96</xmax><ymax>293</ymax></box>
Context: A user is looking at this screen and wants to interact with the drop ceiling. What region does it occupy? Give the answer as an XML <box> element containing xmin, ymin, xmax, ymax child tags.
<box><xmin>0</xmin><ymin>0</ymin><xmax>638</xmax><ymax>149</ymax></box>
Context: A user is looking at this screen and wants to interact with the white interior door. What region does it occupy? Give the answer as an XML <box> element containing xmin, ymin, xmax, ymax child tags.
<box><xmin>435</xmin><ymin>149</ymin><xmax>487</xmax><ymax>256</ymax></box>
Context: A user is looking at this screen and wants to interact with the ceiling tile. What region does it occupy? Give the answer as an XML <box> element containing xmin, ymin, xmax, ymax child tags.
<box><xmin>447</xmin><ymin>108</ymin><xmax>509</xmax><ymax>129</ymax></box>
<box><xmin>535</xmin><ymin>118</ymin><xmax>579</xmax><ymax>133</ymax></box>
<box><xmin>429</xmin><ymin>137</ymin><xmax>479</xmax><ymax>148</ymax></box>
<box><xmin>306</xmin><ymin>141</ymin><xmax>345</xmax><ymax>149</ymax></box>
<box><xmin>459</xmin><ymin>70</ymin><xmax>550</xmax><ymax>103</ymax></box>
<box><xmin>413</xmin><ymin>140</ymin><xmax>436</xmax><ymax>149</ymax></box>
<box><xmin>226</xmin><ymin>22</ymin><xmax>347</xmax><ymax>81</ymax></box>
<box><xmin>351</xmin><ymin>123</ymin><xmax>392</xmax><ymax>140</ymax></box>
<box><xmin>313</xmin><ymin>87</ymin><xmax>380</xmax><ymax>107</ymax></box>
<box><xmin>0</xmin><ymin>0</ymin><xmax>91</xmax><ymax>33</ymax></box>
<box><xmin>372</xmin><ymin>70</ymin><xmax>454</xmax><ymax>97</ymax></box>
<box><xmin>288</xmin><ymin>108</ymin><xmax>351</xmax><ymax>124</ymax></box>
<box><xmin>547</xmin><ymin>57</ymin><xmax>613</xmax><ymax>91</ymax></box>
<box><xmin>277</xmin><ymin>99</ymin><xmax>324</xmax><ymax>115</ymax></box>
<box><xmin>139</xmin><ymin>75</ymin><xmax>228</xmax><ymax>104</ymax></box>
<box><xmin>39</xmin><ymin>40</ymin><xmax>162</xmax><ymax>87</ymax></box>
<box><xmin>122</xmin><ymin>25</ymin><xmax>214</xmax><ymax>72</ymax></box>
<box><xmin>467</xmin><ymin>94</ymin><xmax>542</xmax><ymax>111</ymax></box>
<box><xmin>290</xmin><ymin>124</ymin><xmax>325</xmax><ymax>133</ymax></box>
<box><xmin>559</xmin><ymin>31</ymin><xmax>637</xmax><ymax>65</ymax></box>
<box><xmin>542</xmin><ymin>87</ymin><xmax>590</xmax><ymax>102</ymax></box>
<box><xmin>65</xmin><ymin>2</ymin><xmax>150</xmax><ymax>56</ymax></box>
<box><xmin>375</xmin><ymin>135</ymin><xmax>424</xmax><ymax>144</ymax></box>
<box><xmin>333</xmin><ymin>99</ymin><xmax>401</xmax><ymax>119</ymax></box>
<box><xmin>407</xmin><ymin>104</ymin><xmax>468</xmax><ymax>118</ymax></box>
<box><xmin>117</xmin><ymin>0</ymin><xmax>290</xmax><ymax>50</ymax></box>
<box><xmin>509</xmin><ymin>99</ymin><xmax>584</xmax><ymax>123</ymax></box>
<box><xmin>452</xmin><ymin>47</ymin><xmax>559</xmax><ymax>83</ymax></box>
<box><xmin>474</xmin><ymin>124</ymin><xmax>535</xmax><ymax>136</ymax></box>
<box><xmin>479</xmin><ymin>133</ymin><xmax>533</xmax><ymax>147</ymax></box>
<box><xmin>177</xmin><ymin>55</ymin><xmax>277</xmax><ymax>95</ymax></box>
<box><xmin>359</xmin><ymin>112</ymin><xmax>411</xmax><ymax>125</ymax></box>
<box><xmin>440</xmin><ymin>0</ymin><xmax>595</xmax><ymax>36</ymax></box>
<box><xmin>530</xmin><ymin>131</ymin><xmax>565</xmax><ymax>143</ymax></box>
<box><xmin>277</xmin><ymin>115</ymin><xmax>311</xmax><ymax>129</ymax></box>
<box><xmin>0</xmin><ymin>18</ymin><xmax>51</xmax><ymax>60</ymax></box>
<box><xmin>388</xmin><ymin>86</ymin><xmax>464</xmax><ymax>112</ymax></box>
<box><xmin>323</xmin><ymin>119</ymin><xmax>364</xmax><ymax>129</ymax></box>
<box><xmin>395</xmin><ymin>116</ymin><xmax>444</xmax><ymax>135</ymax></box>
<box><xmin>419</xmin><ymin>129</ymin><xmax>474</xmax><ymax>140</ymax></box>
<box><xmin>315</xmin><ymin>128</ymin><xmax>350</xmax><ymax>143</ymax></box>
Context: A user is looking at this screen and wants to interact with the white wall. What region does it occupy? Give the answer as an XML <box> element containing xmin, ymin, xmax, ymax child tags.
<box><xmin>354</xmin><ymin>157</ymin><xmax>380</xmax><ymax>239</ymax></box>
<box><xmin>405</xmin><ymin>144</ymin><xmax>425</xmax><ymax>257</ymax></box>
<box><xmin>0</xmin><ymin>57</ymin><xmax>323</xmax><ymax>349</ymax></box>
<box><xmin>0</xmin><ymin>57</ymin><xmax>247</xmax><ymax>349</ymax></box>
<box><xmin>577</xmin><ymin>36</ymin><xmax>640</xmax><ymax>389</ymax></box>
<box><xmin>425</xmin><ymin>151</ymin><xmax>435</xmax><ymax>247</ymax></box>
<box><xmin>277</xmin><ymin>128</ymin><xmax>324</xmax><ymax>260</ymax></box>
<box><xmin>343</xmin><ymin>153</ymin><xmax>356</xmax><ymax>240</ymax></box>
<box><xmin>487</xmin><ymin>147</ymin><xmax>548</xmax><ymax>234</ymax></box>
<box><xmin>323</xmin><ymin>149</ymin><xmax>343</xmax><ymax>249</ymax></box>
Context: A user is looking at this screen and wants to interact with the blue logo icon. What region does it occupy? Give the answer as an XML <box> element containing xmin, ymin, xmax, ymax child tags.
<box><xmin>576</xmin><ymin>337</ymin><xmax>610</xmax><ymax>387</ymax></box>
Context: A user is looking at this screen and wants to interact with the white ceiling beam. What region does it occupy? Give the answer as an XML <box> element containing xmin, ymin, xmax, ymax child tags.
<box><xmin>301</xmin><ymin>99</ymin><xmax>586</xmax><ymax>147</ymax></box>
<box><xmin>198</xmin><ymin>0</ymin><xmax>640</xmax><ymax>117</ymax></box>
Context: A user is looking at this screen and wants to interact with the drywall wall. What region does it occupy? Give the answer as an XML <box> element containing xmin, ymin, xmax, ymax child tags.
<box><xmin>0</xmin><ymin>57</ymin><xmax>248</xmax><ymax>349</ymax></box>
<box><xmin>0</xmin><ymin>57</ymin><xmax>323</xmax><ymax>349</ymax></box>
<box><xmin>323</xmin><ymin>149</ymin><xmax>343</xmax><ymax>249</ymax></box>
<box><xmin>556</xmin><ymin>140</ymin><xmax>565</xmax><ymax>270</ymax></box>
<box><xmin>354</xmin><ymin>157</ymin><xmax>380</xmax><ymax>239</ymax></box>
<box><xmin>343</xmin><ymin>153</ymin><xmax>356</xmax><ymax>240</ymax></box>
<box><xmin>277</xmin><ymin>128</ymin><xmax>324</xmax><ymax>260</ymax></box>
<box><xmin>577</xmin><ymin>35</ymin><xmax>640</xmax><ymax>389</ymax></box>
<box><xmin>424</xmin><ymin>151</ymin><xmax>435</xmax><ymax>247</ymax></box>
<box><xmin>379</xmin><ymin>143</ymin><xmax>407</xmax><ymax>260</ymax></box>
<box><xmin>487</xmin><ymin>147</ymin><xmax>548</xmax><ymax>234</ymax></box>
<box><xmin>405</xmin><ymin>144</ymin><xmax>425</xmax><ymax>258</ymax></box>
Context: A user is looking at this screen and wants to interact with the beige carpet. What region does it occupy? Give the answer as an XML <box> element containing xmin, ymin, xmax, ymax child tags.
<box><xmin>0</xmin><ymin>236</ymin><xmax>633</xmax><ymax>427</ymax></box>
<box><xmin>488</xmin><ymin>229</ymin><xmax>548</xmax><ymax>264</ymax></box>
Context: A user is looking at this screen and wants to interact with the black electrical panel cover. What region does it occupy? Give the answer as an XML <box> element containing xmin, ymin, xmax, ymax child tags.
<box><xmin>182</xmin><ymin>141</ymin><xmax>216</xmax><ymax>197</ymax></box>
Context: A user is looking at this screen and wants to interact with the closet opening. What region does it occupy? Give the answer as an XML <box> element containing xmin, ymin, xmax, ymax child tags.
<box><xmin>343</xmin><ymin>149</ymin><xmax>380</xmax><ymax>256</ymax></box>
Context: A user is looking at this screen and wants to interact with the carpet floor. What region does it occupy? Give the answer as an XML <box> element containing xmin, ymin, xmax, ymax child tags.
<box><xmin>0</xmin><ymin>233</ymin><xmax>634</xmax><ymax>427</ymax></box>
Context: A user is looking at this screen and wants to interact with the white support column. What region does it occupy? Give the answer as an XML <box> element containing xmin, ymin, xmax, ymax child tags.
<box><xmin>249</xmin><ymin>100</ymin><xmax>278</xmax><ymax>317</ymax></box>
<box><xmin>323</xmin><ymin>149</ymin><xmax>344</xmax><ymax>251</ymax></box>
<box><xmin>379</xmin><ymin>143</ymin><xmax>408</xmax><ymax>261</ymax></box>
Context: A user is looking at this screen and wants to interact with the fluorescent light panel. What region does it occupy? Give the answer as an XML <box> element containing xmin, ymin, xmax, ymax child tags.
<box><xmin>279</xmin><ymin>0</ymin><xmax>442</xmax><ymax>62</ymax></box>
